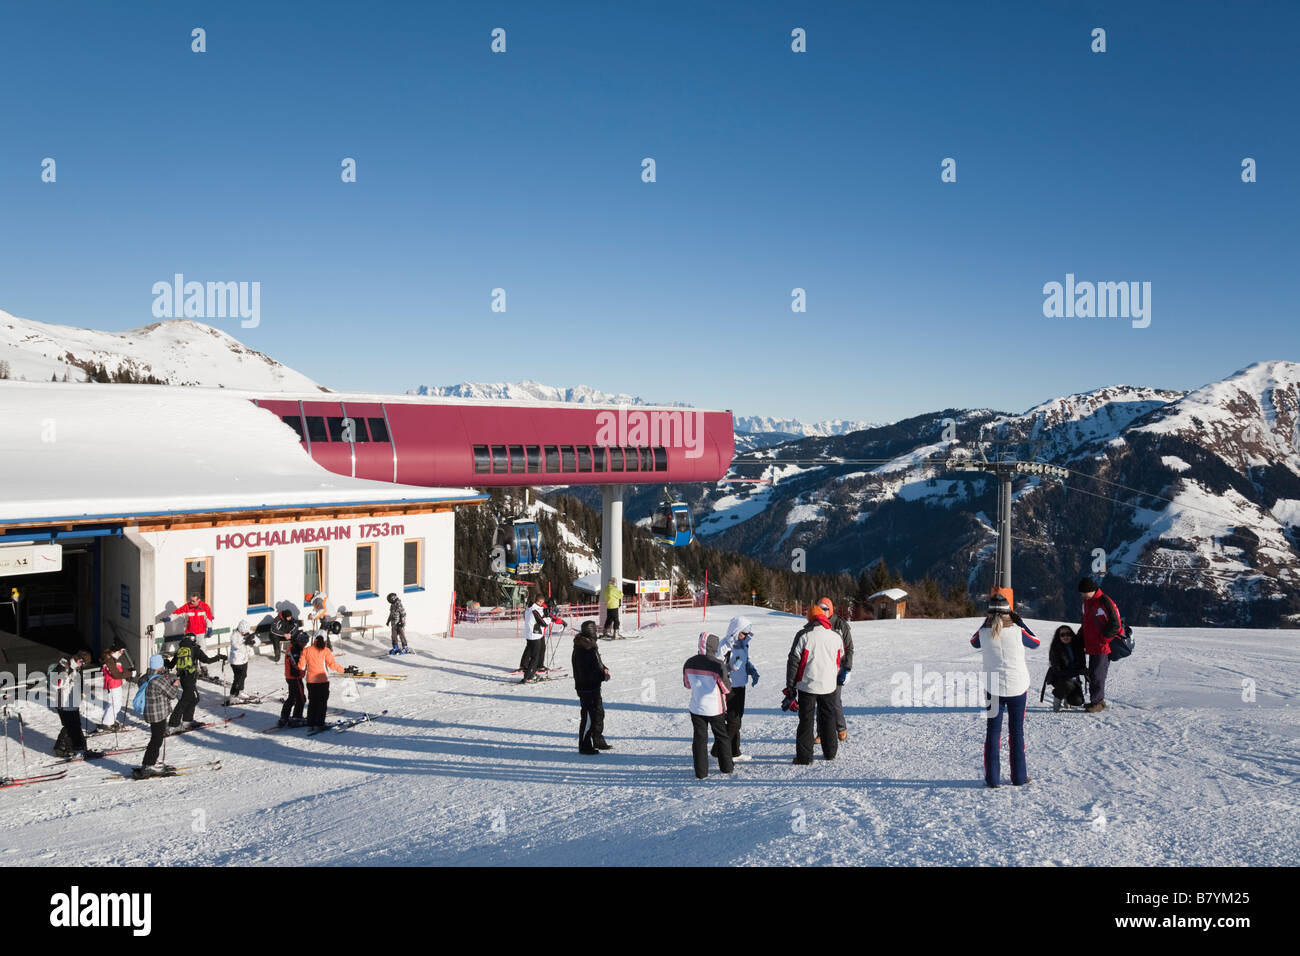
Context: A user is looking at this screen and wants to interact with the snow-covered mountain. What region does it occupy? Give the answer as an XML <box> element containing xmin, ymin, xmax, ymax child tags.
<box><xmin>682</xmin><ymin>363</ymin><xmax>1300</xmax><ymax>627</ymax></box>
<box><xmin>0</xmin><ymin>309</ymin><xmax>324</xmax><ymax>391</ymax></box>
<box><xmin>733</xmin><ymin>415</ymin><xmax>880</xmax><ymax>437</ymax></box>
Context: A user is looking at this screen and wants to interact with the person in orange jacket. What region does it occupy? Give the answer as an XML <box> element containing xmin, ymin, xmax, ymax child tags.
<box><xmin>300</xmin><ymin>634</ymin><xmax>345</xmax><ymax>728</ymax></box>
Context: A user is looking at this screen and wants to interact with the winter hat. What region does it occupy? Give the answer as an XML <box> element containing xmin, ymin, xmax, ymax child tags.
<box><xmin>579</xmin><ymin>621</ymin><xmax>598</xmax><ymax>640</ymax></box>
<box><xmin>386</xmin><ymin>592</ymin><xmax>397</xmax><ymax>603</ymax></box>
<box><xmin>987</xmin><ymin>594</ymin><xmax>1012</xmax><ymax>614</ymax></box>
<box><xmin>1078</xmin><ymin>577</ymin><xmax>1099</xmax><ymax>594</ymax></box>
<box><xmin>809</xmin><ymin>597</ymin><xmax>833</xmax><ymax>621</ymax></box>
<box><xmin>148</xmin><ymin>654</ymin><xmax>164</xmax><ymax>670</ymax></box>
<box><xmin>236</xmin><ymin>618</ymin><xmax>251</xmax><ymax>633</ymax></box>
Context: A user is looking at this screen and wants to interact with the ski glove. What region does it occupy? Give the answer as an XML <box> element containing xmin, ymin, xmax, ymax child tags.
<box><xmin>781</xmin><ymin>688</ymin><xmax>798</xmax><ymax>712</ymax></box>
<box><xmin>747</xmin><ymin>663</ymin><xmax>760</xmax><ymax>687</ymax></box>
<box><xmin>837</xmin><ymin>667</ymin><xmax>851</xmax><ymax>686</ymax></box>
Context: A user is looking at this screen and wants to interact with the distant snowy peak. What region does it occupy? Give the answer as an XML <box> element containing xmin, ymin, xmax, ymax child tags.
<box><xmin>733</xmin><ymin>415</ymin><xmax>880</xmax><ymax>438</ymax></box>
<box><xmin>407</xmin><ymin>381</ymin><xmax>686</xmax><ymax>407</ymax></box>
<box><xmin>0</xmin><ymin>309</ymin><xmax>324</xmax><ymax>391</ymax></box>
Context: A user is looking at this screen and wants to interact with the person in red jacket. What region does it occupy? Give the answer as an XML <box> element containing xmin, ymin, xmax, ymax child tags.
<box><xmin>173</xmin><ymin>593</ymin><xmax>213</xmax><ymax>637</ymax></box>
<box><xmin>1078</xmin><ymin>577</ymin><xmax>1124</xmax><ymax>712</ymax></box>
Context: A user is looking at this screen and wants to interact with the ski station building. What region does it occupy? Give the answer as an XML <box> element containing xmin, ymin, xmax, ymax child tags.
<box><xmin>0</xmin><ymin>382</ymin><xmax>735</xmax><ymax>671</ymax></box>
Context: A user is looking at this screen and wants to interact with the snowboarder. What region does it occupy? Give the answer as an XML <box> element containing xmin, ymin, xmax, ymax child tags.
<box><xmin>136</xmin><ymin>654</ymin><xmax>181</xmax><ymax>777</ymax></box>
<box><xmin>227</xmin><ymin>619</ymin><xmax>257</xmax><ymax>699</ymax></box>
<box><xmin>520</xmin><ymin>597</ymin><xmax>551</xmax><ymax>683</ymax></box>
<box><xmin>785</xmin><ymin>600</ymin><xmax>844</xmax><ymax>765</ymax></box>
<box><xmin>715</xmin><ymin>616</ymin><xmax>758</xmax><ymax>762</ymax></box>
<box><xmin>970</xmin><ymin>594</ymin><xmax>1040</xmax><ymax>788</ymax></box>
<box><xmin>602</xmin><ymin>579</ymin><xmax>622</xmax><ymax>638</ymax></box>
<box><xmin>279</xmin><ymin>631</ymin><xmax>309</xmax><ymax>726</ymax></box>
<box><xmin>166</xmin><ymin>630</ymin><xmax>225</xmax><ymax>729</ymax></box>
<box><xmin>300</xmin><ymin>634</ymin><xmax>345</xmax><ymax>729</ymax></box>
<box><xmin>97</xmin><ymin>642</ymin><xmax>133</xmax><ymax>732</ymax></box>
<box><xmin>572</xmin><ymin>621</ymin><xmax>612</xmax><ymax>754</ymax></box>
<box><xmin>52</xmin><ymin>651</ymin><xmax>100</xmax><ymax>759</ymax></box>
<box><xmin>683</xmin><ymin>632</ymin><xmax>733</xmax><ymax>779</ymax></box>
<box><xmin>1078</xmin><ymin>578</ymin><xmax>1124</xmax><ymax>712</ymax></box>
<box><xmin>1042</xmin><ymin>625</ymin><xmax>1086</xmax><ymax>711</ymax></box>
<box><xmin>386</xmin><ymin>592</ymin><xmax>409</xmax><ymax>655</ymax></box>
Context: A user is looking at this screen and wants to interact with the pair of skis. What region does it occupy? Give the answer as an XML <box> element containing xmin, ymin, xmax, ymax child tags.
<box><xmin>343</xmin><ymin>669</ymin><xmax>407</xmax><ymax>680</ymax></box>
<box><xmin>1</xmin><ymin>769</ymin><xmax>68</xmax><ymax>789</ymax></box>
<box><xmin>305</xmin><ymin>710</ymin><xmax>388</xmax><ymax>736</ymax></box>
<box><xmin>105</xmin><ymin>761</ymin><xmax>223</xmax><ymax>783</ymax></box>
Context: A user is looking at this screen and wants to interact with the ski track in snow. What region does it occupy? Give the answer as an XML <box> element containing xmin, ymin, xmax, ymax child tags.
<box><xmin>2</xmin><ymin>609</ymin><xmax>1296</xmax><ymax>866</ymax></box>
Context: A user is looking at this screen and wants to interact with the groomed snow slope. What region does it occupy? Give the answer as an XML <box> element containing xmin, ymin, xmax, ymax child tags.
<box><xmin>2</xmin><ymin>609</ymin><xmax>1295</xmax><ymax>867</ymax></box>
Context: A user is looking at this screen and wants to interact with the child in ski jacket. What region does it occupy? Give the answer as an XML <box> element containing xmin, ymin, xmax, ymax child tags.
<box><xmin>572</xmin><ymin>621</ymin><xmax>611</xmax><ymax>753</ymax></box>
<box><xmin>683</xmin><ymin>633</ymin><xmax>733</xmax><ymax>778</ymax></box>
<box><xmin>717</xmin><ymin>616</ymin><xmax>758</xmax><ymax>760</ymax></box>
<box><xmin>386</xmin><ymin>593</ymin><xmax>409</xmax><ymax>653</ymax></box>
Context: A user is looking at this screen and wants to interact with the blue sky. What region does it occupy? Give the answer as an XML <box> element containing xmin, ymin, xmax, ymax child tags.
<box><xmin>1</xmin><ymin>1</ymin><xmax>1296</xmax><ymax>422</ymax></box>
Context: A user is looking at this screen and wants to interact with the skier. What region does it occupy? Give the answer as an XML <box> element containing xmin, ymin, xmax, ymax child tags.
<box><xmin>970</xmin><ymin>594</ymin><xmax>1040</xmax><ymax>788</ymax></box>
<box><xmin>279</xmin><ymin>631</ymin><xmax>309</xmax><ymax>727</ymax></box>
<box><xmin>683</xmin><ymin>632</ymin><xmax>733</xmax><ymax>779</ymax></box>
<box><xmin>602</xmin><ymin>579</ymin><xmax>622</xmax><ymax>638</ymax></box>
<box><xmin>52</xmin><ymin>651</ymin><xmax>101</xmax><ymax>759</ymax></box>
<box><xmin>520</xmin><ymin>596</ymin><xmax>551</xmax><ymax>683</ymax></box>
<box><xmin>1078</xmin><ymin>577</ymin><xmax>1124</xmax><ymax>712</ymax></box>
<box><xmin>308</xmin><ymin>593</ymin><xmax>333</xmax><ymax>649</ymax></box>
<box><xmin>572</xmin><ymin>620</ymin><xmax>612</xmax><ymax>754</ymax></box>
<box><xmin>97</xmin><ymin>642</ymin><xmax>133</xmax><ymax>732</ymax></box>
<box><xmin>227</xmin><ymin>619</ymin><xmax>257</xmax><ymax>700</ymax></box>
<box><xmin>715</xmin><ymin>616</ymin><xmax>759</xmax><ymax>762</ymax></box>
<box><xmin>386</xmin><ymin>592</ymin><xmax>409</xmax><ymax>655</ymax></box>
<box><xmin>1042</xmin><ymin>625</ymin><xmax>1086</xmax><ymax>711</ymax></box>
<box><xmin>172</xmin><ymin>592</ymin><xmax>214</xmax><ymax>641</ymax></box>
<box><xmin>300</xmin><ymin>634</ymin><xmax>345</xmax><ymax>729</ymax></box>
<box><xmin>135</xmin><ymin>655</ymin><xmax>181</xmax><ymax>778</ymax></box>
<box><xmin>784</xmin><ymin>600</ymin><xmax>844</xmax><ymax>765</ymax></box>
<box><xmin>269</xmin><ymin>607</ymin><xmax>298</xmax><ymax>663</ymax></box>
<box><xmin>166</xmin><ymin>630</ymin><xmax>225</xmax><ymax>730</ymax></box>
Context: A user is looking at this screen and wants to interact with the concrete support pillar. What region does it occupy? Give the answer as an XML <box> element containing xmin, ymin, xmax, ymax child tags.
<box><xmin>601</xmin><ymin>484</ymin><xmax>624</xmax><ymax>598</ymax></box>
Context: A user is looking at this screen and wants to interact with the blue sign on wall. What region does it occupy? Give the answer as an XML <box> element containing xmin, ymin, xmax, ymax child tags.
<box><xmin>121</xmin><ymin>584</ymin><xmax>130</xmax><ymax>619</ymax></box>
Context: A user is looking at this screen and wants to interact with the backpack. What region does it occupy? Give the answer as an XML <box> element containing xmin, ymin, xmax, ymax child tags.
<box><xmin>1109</xmin><ymin>624</ymin><xmax>1135</xmax><ymax>661</ymax></box>
<box><xmin>132</xmin><ymin>675</ymin><xmax>159</xmax><ymax>714</ymax></box>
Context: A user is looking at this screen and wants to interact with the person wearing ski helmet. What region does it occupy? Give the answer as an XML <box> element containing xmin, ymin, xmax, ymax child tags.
<box><xmin>572</xmin><ymin>621</ymin><xmax>612</xmax><ymax>754</ymax></box>
<box><xmin>227</xmin><ymin>619</ymin><xmax>256</xmax><ymax>699</ymax></box>
<box><xmin>970</xmin><ymin>593</ymin><xmax>1040</xmax><ymax>788</ymax></box>
<box><xmin>520</xmin><ymin>596</ymin><xmax>551</xmax><ymax>683</ymax></box>
<box><xmin>279</xmin><ymin>629</ymin><xmax>310</xmax><ymax>727</ymax></box>
<box><xmin>386</xmin><ymin>592</ymin><xmax>409</xmax><ymax>655</ymax></box>
<box><xmin>785</xmin><ymin>598</ymin><xmax>844</xmax><ymax>765</ymax></box>
<box><xmin>137</xmin><ymin>654</ymin><xmax>181</xmax><ymax>777</ymax></box>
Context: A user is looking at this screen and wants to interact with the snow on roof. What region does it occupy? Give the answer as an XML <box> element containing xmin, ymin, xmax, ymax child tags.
<box><xmin>0</xmin><ymin>382</ymin><xmax>485</xmax><ymax>526</ymax></box>
<box><xmin>869</xmin><ymin>588</ymin><xmax>909</xmax><ymax>601</ymax></box>
<box><xmin>573</xmin><ymin>572</ymin><xmax>625</xmax><ymax>593</ymax></box>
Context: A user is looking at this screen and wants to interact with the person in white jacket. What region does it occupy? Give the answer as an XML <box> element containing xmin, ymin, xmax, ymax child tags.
<box><xmin>715</xmin><ymin>616</ymin><xmax>759</xmax><ymax>762</ymax></box>
<box><xmin>785</xmin><ymin>603</ymin><xmax>844</xmax><ymax>765</ymax></box>
<box><xmin>969</xmin><ymin>594</ymin><xmax>1040</xmax><ymax>788</ymax></box>
<box><xmin>683</xmin><ymin>633</ymin><xmax>734</xmax><ymax>779</ymax></box>
<box><xmin>520</xmin><ymin>598</ymin><xmax>551</xmax><ymax>683</ymax></box>
<box><xmin>227</xmin><ymin>618</ymin><xmax>257</xmax><ymax>699</ymax></box>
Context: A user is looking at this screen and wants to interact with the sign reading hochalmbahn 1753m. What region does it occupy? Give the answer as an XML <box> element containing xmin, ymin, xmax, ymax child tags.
<box><xmin>0</xmin><ymin>544</ymin><xmax>62</xmax><ymax>577</ymax></box>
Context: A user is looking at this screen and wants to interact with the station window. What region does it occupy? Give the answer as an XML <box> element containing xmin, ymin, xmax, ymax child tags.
<box><xmin>508</xmin><ymin>445</ymin><xmax>525</xmax><ymax>474</ymax></box>
<box><xmin>654</xmin><ymin>447</ymin><xmax>668</xmax><ymax>471</ymax></box>
<box><xmin>640</xmin><ymin>447</ymin><xmax>655</xmax><ymax>471</ymax></box>
<box><xmin>577</xmin><ymin>446</ymin><xmax>592</xmax><ymax>472</ymax></box>
<box><xmin>306</xmin><ymin>416</ymin><xmax>328</xmax><ymax>443</ymax></box>
<box><xmin>368</xmin><ymin>417</ymin><xmax>390</xmax><ymax>443</ymax></box>
<box><xmin>356</xmin><ymin>544</ymin><xmax>377</xmax><ymax>597</ymax></box>
<box><xmin>351</xmin><ymin>418</ymin><xmax>371</xmax><ymax>443</ymax></box>
<box><xmin>473</xmin><ymin>445</ymin><xmax>490</xmax><ymax>474</ymax></box>
<box><xmin>608</xmin><ymin>448</ymin><xmax>623</xmax><ymax>472</ymax></box>
<box><xmin>185</xmin><ymin>556</ymin><xmax>211</xmax><ymax>606</ymax></box>
<box><xmin>525</xmin><ymin>446</ymin><xmax>541</xmax><ymax>473</ymax></box>
<box><xmin>404</xmin><ymin>539</ymin><xmax>423</xmax><ymax>590</ymax></box>
<box><xmin>281</xmin><ymin>415</ymin><xmax>305</xmax><ymax>440</ymax></box>
<box><xmin>247</xmin><ymin>553</ymin><xmax>271</xmax><ymax>611</ymax></box>
<box><xmin>561</xmin><ymin>445</ymin><xmax>576</xmax><ymax>471</ymax></box>
<box><xmin>544</xmin><ymin>445</ymin><xmax>560</xmax><ymax>472</ymax></box>
<box><xmin>491</xmin><ymin>445</ymin><xmax>508</xmax><ymax>474</ymax></box>
<box><xmin>593</xmin><ymin>447</ymin><xmax>606</xmax><ymax>472</ymax></box>
<box><xmin>623</xmin><ymin>447</ymin><xmax>640</xmax><ymax>472</ymax></box>
<box><xmin>304</xmin><ymin>548</ymin><xmax>325</xmax><ymax>603</ymax></box>
<box><xmin>327</xmin><ymin>417</ymin><xmax>348</xmax><ymax>442</ymax></box>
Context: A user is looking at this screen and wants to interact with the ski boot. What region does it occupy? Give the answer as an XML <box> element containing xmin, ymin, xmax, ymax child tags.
<box><xmin>594</xmin><ymin>738</ymin><xmax>613</xmax><ymax>751</ymax></box>
<box><xmin>388</xmin><ymin>646</ymin><xmax>401</xmax><ymax>656</ymax></box>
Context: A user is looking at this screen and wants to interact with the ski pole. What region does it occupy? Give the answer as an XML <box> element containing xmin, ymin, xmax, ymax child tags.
<box><xmin>2</xmin><ymin>706</ymin><xmax>9</xmax><ymax>781</ymax></box>
<box><xmin>16</xmin><ymin>711</ymin><xmax>27</xmax><ymax>778</ymax></box>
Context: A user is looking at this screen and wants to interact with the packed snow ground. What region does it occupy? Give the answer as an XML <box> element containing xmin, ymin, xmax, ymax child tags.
<box><xmin>2</xmin><ymin>608</ymin><xmax>1296</xmax><ymax>866</ymax></box>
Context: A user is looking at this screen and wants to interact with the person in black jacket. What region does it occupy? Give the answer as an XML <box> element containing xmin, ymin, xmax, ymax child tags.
<box><xmin>1043</xmin><ymin>625</ymin><xmax>1087</xmax><ymax>710</ymax></box>
<box><xmin>269</xmin><ymin>608</ymin><xmax>298</xmax><ymax>663</ymax></box>
<box><xmin>571</xmin><ymin>621</ymin><xmax>612</xmax><ymax>754</ymax></box>
<box><xmin>165</xmin><ymin>632</ymin><xmax>225</xmax><ymax>729</ymax></box>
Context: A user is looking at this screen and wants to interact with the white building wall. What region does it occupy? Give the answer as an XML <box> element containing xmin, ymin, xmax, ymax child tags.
<box><xmin>129</xmin><ymin>511</ymin><xmax>456</xmax><ymax>652</ymax></box>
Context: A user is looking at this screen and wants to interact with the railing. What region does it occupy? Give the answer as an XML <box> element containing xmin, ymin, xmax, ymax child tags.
<box><xmin>454</xmin><ymin>593</ymin><xmax>700</xmax><ymax>628</ymax></box>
